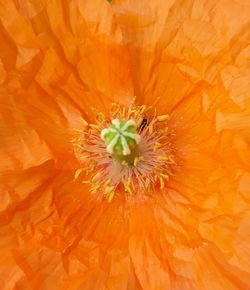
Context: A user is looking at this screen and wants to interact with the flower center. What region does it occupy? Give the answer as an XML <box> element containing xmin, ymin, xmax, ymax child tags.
<box><xmin>101</xmin><ymin>119</ymin><xmax>141</xmax><ymax>165</ymax></box>
<box><xmin>72</xmin><ymin>99</ymin><xmax>176</xmax><ymax>202</ymax></box>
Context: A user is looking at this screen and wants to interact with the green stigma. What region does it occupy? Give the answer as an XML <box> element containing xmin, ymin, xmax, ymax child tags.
<box><xmin>101</xmin><ymin>119</ymin><xmax>141</xmax><ymax>160</ymax></box>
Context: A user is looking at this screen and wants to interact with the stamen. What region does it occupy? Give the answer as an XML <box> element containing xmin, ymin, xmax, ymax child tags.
<box><xmin>74</xmin><ymin>168</ymin><xmax>84</xmax><ymax>179</ymax></box>
<box><xmin>89</xmin><ymin>124</ymin><xmax>99</xmax><ymax>130</ymax></box>
<box><xmin>149</xmin><ymin>125</ymin><xmax>154</xmax><ymax>135</ymax></box>
<box><xmin>136</xmin><ymin>117</ymin><xmax>143</xmax><ymax>128</ymax></box>
<box><xmin>123</xmin><ymin>179</ymin><xmax>132</xmax><ymax>195</ymax></box>
<box><xmin>80</xmin><ymin>117</ymin><xmax>88</xmax><ymax>126</ymax></box>
<box><xmin>122</xmin><ymin>160</ymin><xmax>128</xmax><ymax>167</ymax></box>
<box><xmin>157</xmin><ymin>156</ymin><xmax>169</xmax><ymax>161</ymax></box>
<box><xmin>157</xmin><ymin>115</ymin><xmax>169</xmax><ymax>122</ymax></box>
<box><xmin>134</xmin><ymin>157</ymin><xmax>139</xmax><ymax>167</ymax></box>
<box><xmin>159</xmin><ymin>173</ymin><xmax>169</xmax><ymax>180</ymax></box>
<box><xmin>159</xmin><ymin>176</ymin><xmax>165</xmax><ymax>189</ymax></box>
<box><xmin>72</xmin><ymin>99</ymin><xmax>176</xmax><ymax>201</ymax></box>
<box><xmin>107</xmin><ymin>190</ymin><xmax>116</xmax><ymax>202</ymax></box>
<box><xmin>92</xmin><ymin>172</ymin><xmax>101</xmax><ymax>182</ymax></box>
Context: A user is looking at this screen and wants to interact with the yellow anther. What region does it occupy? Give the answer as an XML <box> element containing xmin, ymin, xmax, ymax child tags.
<box><xmin>104</xmin><ymin>185</ymin><xmax>114</xmax><ymax>195</ymax></box>
<box><xmin>168</xmin><ymin>156</ymin><xmax>176</xmax><ymax>164</ymax></box>
<box><xmin>107</xmin><ymin>190</ymin><xmax>116</xmax><ymax>202</ymax></box>
<box><xmin>90</xmin><ymin>184</ymin><xmax>100</xmax><ymax>194</ymax></box>
<box><xmin>159</xmin><ymin>176</ymin><xmax>165</xmax><ymax>189</ymax></box>
<box><xmin>157</xmin><ymin>115</ymin><xmax>169</xmax><ymax>122</ymax></box>
<box><xmin>149</xmin><ymin>125</ymin><xmax>153</xmax><ymax>135</ymax></box>
<box><xmin>122</xmin><ymin>160</ymin><xmax>128</xmax><ymax>167</ymax></box>
<box><xmin>157</xmin><ymin>155</ymin><xmax>169</xmax><ymax>161</ymax></box>
<box><xmin>140</xmin><ymin>105</ymin><xmax>146</xmax><ymax>114</ymax></box>
<box><xmin>159</xmin><ymin>173</ymin><xmax>169</xmax><ymax>180</ymax></box>
<box><xmin>82</xmin><ymin>180</ymin><xmax>89</xmax><ymax>184</ymax></box>
<box><xmin>134</xmin><ymin>157</ymin><xmax>139</xmax><ymax>167</ymax></box>
<box><xmin>79</xmin><ymin>155</ymin><xmax>88</xmax><ymax>161</ymax></box>
<box><xmin>75</xmin><ymin>143</ymin><xmax>84</xmax><ymax>150</ymax></box>
<box><xmin>103</xmin><ymin>179</ymin><xmax>111</xmax><ymax>187</ymax></box>
<box><xmin>80</xmin><ymin>117</ymin><xmax>89</xmax><ymax>126</ymax></box>
<box><xmin>123</xmin><ymin>179</ymin><xmax>132</xmax><ymax>195</ymax></box>
<box><xmin>136</xmin><ymin>116</ymin><xmax>143</xmax><ymax>128</ymax></box>
<box><xmin>139</xmin><ymin>156</ymin><xmax>145</xmax><ymax>161</ymax></box>
<box><xmin>74</xmin><ymin>168</ymin><xmax>84</xmax><ymax>179</ymax></box>
<box><xmin>110</xmin><ymin>103</ymin><xmax>120</xmax><ymax>117</ymax></box>
<box><xmin>74</xmin><ymin>128</ymin><xmax>83</xmax><ymax>133</ymax></box>
<box><xmin>92</xmin><ymin>172</ymin><xmax>101</xmax><ymax>182</ymax></box>
<box><xmin>97</xmin><ymin>111</ymin><xmax>110</xmax><ymax>123</ymax></box>
<box><xmin>153</xmin><ymin>142</ymin><xmax>162</xmax><ymax>152</ymax></box>
<box><xmin>89</xmin><ymin>124</ymin><xmax>99</xmax><ymax>130</ymax></box>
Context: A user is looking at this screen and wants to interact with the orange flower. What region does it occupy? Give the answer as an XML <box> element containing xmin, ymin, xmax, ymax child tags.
<box><xmin>0</xmin><ymin>0</ymin><xmax>250</xmax><ymax>289</ymax></box>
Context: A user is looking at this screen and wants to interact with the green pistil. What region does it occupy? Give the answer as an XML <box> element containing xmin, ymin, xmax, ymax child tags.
<box><xmin>101</xmin><ymin>119</ymin><xmax>141</xmax><ymax>163</ymax></box>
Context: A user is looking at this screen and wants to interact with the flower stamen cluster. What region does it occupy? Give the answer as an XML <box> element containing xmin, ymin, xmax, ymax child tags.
<box><xmin>72</xmin><ymin>98</ymin><xmax>176</xmax><ymax>201</ymax></box>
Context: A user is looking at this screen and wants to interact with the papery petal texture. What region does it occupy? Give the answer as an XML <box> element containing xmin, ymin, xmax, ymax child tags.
<box><xmin>0</xmin><ymin>0</ymin><xmax>250</xmax><ymax>289</ymax></box>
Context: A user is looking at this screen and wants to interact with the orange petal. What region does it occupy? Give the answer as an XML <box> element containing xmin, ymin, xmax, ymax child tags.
<box><xmin>0</xmin><ymin>0</ymin><xmax>134</xmax><ymax>113</ymax></box>
<box><xmin>113</xmin><ymin>0</ymin><xmax>250</xmax><ymax>115</ymax></box>
<box><xmin>0</xmin><ymin>95</ymin><xmax>54</xmax><ymax>172</ymax></box>
<box><xmin>0</xmin><ymin>1</ymin><xmax>250</xmax><ymax>289</ymax></box>
<box><xmin>0</xmin><ymin>0</ymin><xmax>135</xmax><ymax>171</ymax></box>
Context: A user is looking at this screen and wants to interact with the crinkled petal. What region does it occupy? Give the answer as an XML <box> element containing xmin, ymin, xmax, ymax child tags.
<box><xmin>0</xmin><ymin>95</ymin><xmax>54</xmax><ymax>172</ymax></box>
<box><xmin>1</xmin><ymin>141</ymin><xmax>250</xmax><ymax>290</ymax></box>
<box><xmin>113</xmin><ymin>0</ymin><xmax>250</xmax><ymax>133</ymax></box>
<box><xmin>1</xmin><ymin>0</ymin><xmax>250</xmax><ymax>289</ymax></box>
<box><xmin>0</xmin><ymin>0</ymin><xmax>134</xmax><ymax>171</ymax></box>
